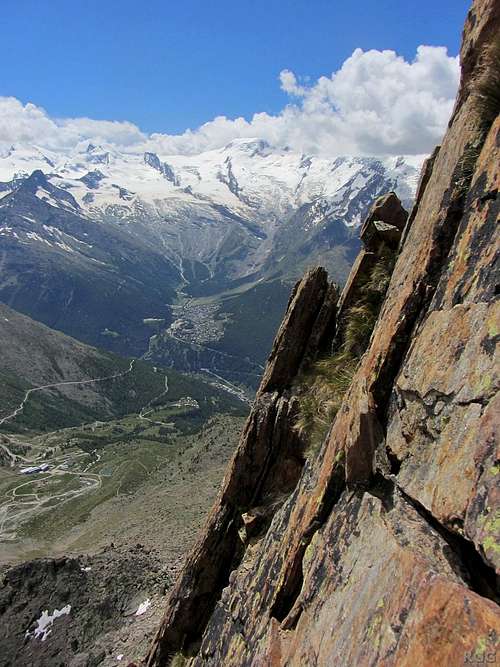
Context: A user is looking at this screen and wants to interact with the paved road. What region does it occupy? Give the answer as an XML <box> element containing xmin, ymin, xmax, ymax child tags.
<box><xmin>199</xmin><ymin>368</ymin><xmax>252</xmax><ymax>405</ymax></box>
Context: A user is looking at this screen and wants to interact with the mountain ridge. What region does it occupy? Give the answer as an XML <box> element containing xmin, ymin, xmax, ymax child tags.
<box><xmin>145</xmin><ymin>1</ymin><xmax>500</xmax><ymax>663</ymax></box>
<box><xmin>0</xmin><ymin>142</ymin><xmax>421</xmax><ymax>291</ymax></box>
<box><xmin>0</xmin><ymin>141</ymin><xmax>422</xmax><ymax>385</ymax></box>
<box><xmin>0</xmin><ymin>140</ymin><xmax>422</xmax><ymax>228</ymax></box>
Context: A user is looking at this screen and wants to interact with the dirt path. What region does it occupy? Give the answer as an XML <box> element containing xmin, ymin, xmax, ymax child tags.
<box><xmin>0</xmin><ymin>359</ymin><xmax>137</xmax><ymax>428</ymax></box>
<box><xmin>139</xmin><ymin>375</ymin><xmax>174</xmax><ymax>427</ymax></box>
<box><xmin>0</xmin><ymin>359</ymin><xmax>138</xmax><ymax>539</ymax></box>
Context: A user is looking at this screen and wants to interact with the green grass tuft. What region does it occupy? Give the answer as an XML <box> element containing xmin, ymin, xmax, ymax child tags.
<box><xmin>169</xmin><ymin>652</ymin><xmax>187</xmax><ymax>667</ymax></box>
<box><xmin>475</xmin><ymin>34</ymin><xmax>500</xmax><ymax>133</ymax></box>
<box><xmin>455</xmin><ymin>35</ymin><xmax>500</xmax><ymax>195</ymax></box>
<box><xmin>295</xmin><ymin>246</ymin><xmax>394</xmax><ymax>455</ymax></box>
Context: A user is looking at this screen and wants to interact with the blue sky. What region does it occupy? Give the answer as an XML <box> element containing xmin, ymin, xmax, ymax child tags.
<box><xmin>3</xmin><ymin>0</ymin><xmax>470</xmax><ymax>135</ymax></box>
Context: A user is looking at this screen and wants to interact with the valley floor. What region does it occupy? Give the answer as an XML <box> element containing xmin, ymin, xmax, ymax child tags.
<box><xmin>0</xmin><ymin>368</ymin><xmax>246</xmax><ymax>666</ymax></box>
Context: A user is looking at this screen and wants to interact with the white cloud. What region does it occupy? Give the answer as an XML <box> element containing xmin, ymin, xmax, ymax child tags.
<box><xmin>59</xmin><ymin>117</ymin><xmax>146</xmax><ymax>148</ymax></box>
<box><xmin>0</xmin><ymin>97</ymin><xmax>146</xmax><ymax>151</ymax></box>
<box><xmin>279</xmin><ymin>69</ymin><xmax>307</xmax><ymax>97</ymax></box>
<box><xmin>0</xmin><ymin>97</ymin><xmax>60</xmax><ymax>146</ymax></box>
<box><xmin>0</xmin><ymin>45</ymin><xmax>459</xmax><ymax>157</ymax></box>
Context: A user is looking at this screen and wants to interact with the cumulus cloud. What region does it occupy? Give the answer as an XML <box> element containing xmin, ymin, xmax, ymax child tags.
<box><xmin>0</xmin><ymin>45</ymin><xmax>459</xmax><ymax>157</ymax></box>
<box><xmin>0</xmin><ymin>96</ymin><xmax>146</xmax><ymax>151</ymax></box>
<box><xmin>279</xmin><ymin>69</ymin><xmax>307</xmax><ymax>97</ymax></box>
<box><xmin>59</xmin><ymin>117</ymin><xmax>146</xmax><ymax>148</ymax></box>
<box><xmin>0</xmin><ymin>97</ymin><xmax>61</xmax><ymax>147</ymax></box>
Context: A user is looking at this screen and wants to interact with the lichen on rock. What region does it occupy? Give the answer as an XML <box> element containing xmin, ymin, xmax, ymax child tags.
<box><xmin>146</xmin><ymin>1</ymin><xmax>500</xmax><ymax>664</ymax></box>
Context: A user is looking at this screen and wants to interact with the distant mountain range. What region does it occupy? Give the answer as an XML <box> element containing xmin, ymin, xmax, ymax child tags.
<box><xmin>0</xmin><ymin>140</ymin><xmax>422</xmax><ymax>386</ymax></box>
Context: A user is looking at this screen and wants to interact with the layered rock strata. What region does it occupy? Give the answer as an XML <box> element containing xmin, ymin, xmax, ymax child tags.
<box><xmin>147</xmin><ymin>1</ymin><xmax>500</xmax><ymax>664</ymax></box>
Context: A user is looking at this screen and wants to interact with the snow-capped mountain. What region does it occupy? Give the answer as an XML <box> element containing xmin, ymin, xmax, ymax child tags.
<box><xmin>0</xmin><ymin>169</ymin><xmax>179</xmax><ymax>356</ymax></box>
<box><xmin>0</xmin><ymin>139</ymin><xmax>422</xmax><ymax>289</ymax></box>
<box><xmin>0</xmin><ymin>139</ymin><xmax>424</xmax><ymax>384</ymax></box>
<box><xmin>0</xmin><ymin>139</ymin><xmax>422</xmax><ymax>226</ymax></box>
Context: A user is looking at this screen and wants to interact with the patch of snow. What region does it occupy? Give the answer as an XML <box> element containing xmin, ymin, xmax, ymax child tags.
<box><xmin>116</xmin><ymin>655</ymin><xmax>124</xmax><ymax>662</ymax></box>
<box><xmin>135</xmin><ymin>598</ymin><xmax>151</xmax><ymax>616</ymax></box>
<box><xmin>26</xmin><ymin>231</ymin><xmax>53</xmax><ymax>247</ymax></box>
<box><xmin>25</xmin><ymin>604</ymin><xmax>71</xmax><ymax>641</ymax></box>
<box><xmin>35</xmin><ymin>187</ymin><xmax>63</xmax><ymax>209</ymax></box>
<box><xmin>42</xmin><ymin>225</ymin><xmax>93</xmax><ymax>247</ymax></box>
<box><xmin>55</xmin><ymin>241</ymin><xmax>74</xmax><ymax>253</ymax></box>
<box><xmin>80</xmin><ymin>566</ymin><xmax>92</xmax><ymax>572</ymax></box>
<box><xmin>0</xmin><ymin>227</ymin><xmax>20</xmax><ymax>239</ymax></box>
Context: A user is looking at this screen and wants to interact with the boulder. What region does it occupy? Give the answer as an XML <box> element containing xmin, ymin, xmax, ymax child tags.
<box><xmin>359</xmin><ymin>191</ymin><xmax>408</xmax><ymax>251</ymax></box>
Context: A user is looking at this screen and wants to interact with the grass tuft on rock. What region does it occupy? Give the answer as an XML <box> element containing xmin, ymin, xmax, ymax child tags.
<box><xmin>454</xmin><ymin>37</ymin><xmax>500</xmax><ymax>197</ymax></box>
<box><xmin>475</xmin><ymin>33</ymin><xmax>500</xmax><ymax>133</ymax></box>
<box><xmin>295</xmin><ymin>246</ymin><xmax>395</xmax><ymax>455</ymax></box>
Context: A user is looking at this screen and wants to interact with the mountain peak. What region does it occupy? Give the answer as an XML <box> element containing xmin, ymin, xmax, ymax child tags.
<box><xmin>22</xmin><ymin>169</ymin><xmax>49</xmax><ymax>191</ymax></box>
<box><xmin>0</xmin><ymin>139</ymin><xmax>422</xmax><ymax>228</ymax></box>
<box><xmin>144</xmin><ymin>151</ymin><xmax>162</xmax><ymax>171</ymax></box>
<box><xmin>83</xmin><ymin>143</ymin><xmax>111</xmax><ymax>165</ymax></box>
<box><xmin>223</xmin><ymin>138</ymin><xmax>273</xmax><ymax>157</ymax></box>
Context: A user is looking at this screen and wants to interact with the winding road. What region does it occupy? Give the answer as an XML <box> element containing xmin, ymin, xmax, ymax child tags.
<box><xmin>0</xmin><ymin>359</ymin><xmax>137</xmax><ymax>539</ymax></box>
<box><xmin>139</xmin><ymin>375</ymin><xmax>175</xmax><ymax>427</ymax></box>
<box><xmin>0</xmin><ymin>359</ymin><xmax>137</xmax><ymax>428</ymax></box>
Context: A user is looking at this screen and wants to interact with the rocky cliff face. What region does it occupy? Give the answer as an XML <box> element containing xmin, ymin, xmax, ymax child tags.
<box><xmin>146</xmin><ymin>1</ymin><xmax>500</xmax><ymax>664</ymax></box>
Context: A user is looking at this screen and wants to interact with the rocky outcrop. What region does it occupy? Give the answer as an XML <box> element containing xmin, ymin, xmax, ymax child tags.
<box><xmin>146</xmin><ymin>267</ymin><xmax>341</xmax><ymax>665</ymax></box>
<box><xmin>359</xmin><ymin>191</ymin><xmax>408</xmax><ymax>251</ymax></box>
<box><xmin>1</xmin><ymin>546</ymin><xmax>171</xmax><ymax>667</ymax></box>
<box><xmin>147</xmin><ymin>1</ymin><xmax>500</xmax><ymax>664</ymax></box>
